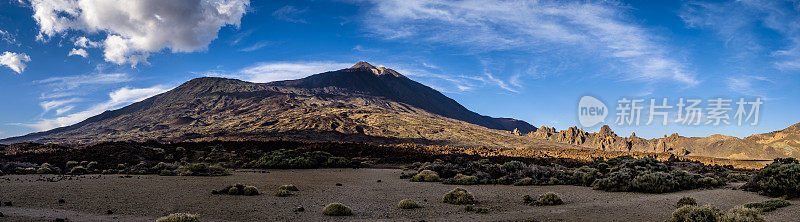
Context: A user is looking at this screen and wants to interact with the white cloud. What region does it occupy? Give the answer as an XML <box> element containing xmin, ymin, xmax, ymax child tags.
<box><xmin>24</xmin><ymin>85</ymin><xmax>170</xmax><ymax>131</ymax></box>
<box><xmin>74</xmin><ymin>36</ymin><xmax>101</xmax><ymax>48</ymax></box>
<box><xmin>31</xmin><ymin>0</ymin><xmax>250</xmax><ymax>66</ymax></box>
<box><xmin>0</xmin><ymin>51</ymin><xmax>31</xmax><ymax>74</ymax></box>
<box><xmin>272</xmin><ymin>5</ymin><xmax>307</xmax><ymax>23</ymax></box>
<box><xmin>36</xmin><ymin>73</ymin><xmax>132</xmax><ymax>91</ymax></box>
<box><xmin>39</xmin><ymin>98</ymin><xmax>80</xmax><ymax>113</ymax></box>
<box><xmin>203</xmin><ymin>61</ymin><xmax>352</xmax><ymax>83</ymax></box>
<box><xmin>68</xmin><ymin>48</ymin><xmax>88</xmax><ymax>58</ymax></box>
<box><xmin>726</xmin><ymin>75</ymin><xmax>773</xmax><ymax>98</ymax></box>
<box><xmin>238</xmin><ymin>40</ymin><xmax>271</xmax><ymax>52</ymax></box>
<box><xmin>0</xmin><ymin>29</ymin><xmax>17</xmax><ymax>45</ymax></box>
<box><xmin>55</xmin><ymin>106</ymin><xmax>74</xmax><ymax>115</ymax></box>
<box><xmin>360</xmin><ymin>0</ymin><xmax>699</xmax><ymax>86</ymax></box>
<box><xmin>681</xmin><ymin>0</ymin><xmax>800</xmax><ymax>71</ymax></box>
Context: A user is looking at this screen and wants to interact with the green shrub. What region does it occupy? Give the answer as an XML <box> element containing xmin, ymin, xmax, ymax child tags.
<box><xmin>670</xmin><ymin>205</ymin><xmax>722</xmax><ymax>222</ymax></box>
<box><xmin>175</xmin><ymin>163</ymin><xmax>227</xmax><ymax>176</ymax></box>
<box><xmin>243</xmin><ymin>186</ymin><xmax>260</xmax><ymax>196</ymax></box>
<box><xmin>444</xmin><ymin>174</ymin><xmax>479</xmax><ymax>185</ymax></box>
<box><xmin>501</xmin><ymin>161</ymin><xmax>526</xmax><ymax>172</ymax></box>
<box><xmin>532</xmin><ymin>192</ymin><xmax>563</xmax><ymax>206</ymax></box>
<box><xmin>522</xmin><ymin>195</ymin><xmax>533</xmax><ymax>204</ymax></box>
<box><xmin>677</xmin><ymin>197</ymin><xmax>697</xmax><ymax>208</ymax></box>
<box><xmin>398</xmin><ymin>199</ymin><xmax>420</xmax><ymax>209</ymax></box>
<box><xmin>326</xmin><ymin>157</ymin><xmax>351</xmax><ymax>167</ymax></box>
<box><xmin>275</xmin><ymin>189</ymin><xmax>292</xmax><ymax>197</ymax></box>
<box><xmin>743</xmin><ymin>158</ymin><xmax>800</xmax><ymax>198</ymax></box>
<box><xmin>252</xmin><ymin>149</ymin><xmax>350</xmax><ymax>169</ymax></box>
<box><xmin>156</xmin><ymin>213</ymin><xmax>200</xmax><ymax>222</ymax></box>
<box><xmin>721</xmin><ymin>206</ymin><xmax>764</xmax><ymax>222</ymax></box>
<box><xmin>631</xmin><ymin>171</ymin><xmax>678</xmax><ymax>193</ymax></box>
<box><xmin>464</xmin><ymin>204</ymin><xmax>474</xmax><ymax>212</ymax></box>
<box><xmin>228</xmin><ymin>187</ymin><xmax>240</xmax><ymax>195</ymax></box>
<box><xmin>279</xmin><ymin>184</ymin><xmax>299</xmax><ymax>191</ymax></box>
<box><xmin>36</xmin><ymin>167</ymin><xmax>53</xmax><ymax>174</ymax></box>
<box><xmin>411</xmin><ymin>170</ymin><xmax>440</xmax><ymax>182</ymax></box>
<box><xmin>87</xmin><ymin>161</ymin><xmax>98</xmax><ymax>169</ymax></box>
<box><xmin>159</xmin><ymin>169</ymin><xmax>176</xmax><ymax>176</ymax></box>
<box><xmin>443</xmin><ymin>187</ymin><xmax>475</xmax><ymax>205</ymax></box>
<box><xmin>66</xmin><ymin>161</ymin><xmax>79</xmax><ymax>169</ymax></box>
<box><xmin>0</xmin><ymin>169</ymin><xmax>4</xmax><ymax>176</ymax></box>
<box><xmin>475</xmin><ymin>208</ymin><xmax>489</xmax><ymax>214</ymax></box>
<box><xmin>68</xmin><ymin>166</ymin><xmax>87</xmax><ymax>175</ymax></box>
<box><xmin>743</xmin><ymin>199</ymin><xmax>791</xmax><ymax>212</ymax></box>
<box><xmin>322</xmin><ymin>202</ymin><xmax>352</xmax><ymax>216</ymax></box>
<box><xmin>572</xmin><ymin>166</ymin><xmax>601</xmax><ymax>186</ymax></box>
<box><xmin>514</xmin><ymin>177</ymin><xmax>535</xmax><ymax>186</ymax></box>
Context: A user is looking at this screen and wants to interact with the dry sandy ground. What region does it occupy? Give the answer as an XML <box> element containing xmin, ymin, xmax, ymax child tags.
<box><xmin>0</xmin><ymin>168</ymin><xmax>797</xmax><ymax>222</ymax></box>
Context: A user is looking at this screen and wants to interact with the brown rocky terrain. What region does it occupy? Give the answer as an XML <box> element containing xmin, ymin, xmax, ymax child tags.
<box><xmin>527</xmin><ymin>124</ymin><xmax>800</xmax><ymax>160</ymax></box>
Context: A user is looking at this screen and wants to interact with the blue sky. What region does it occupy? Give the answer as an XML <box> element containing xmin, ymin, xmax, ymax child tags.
<box><xmin>0</xmin><ymin>0</ymin><xmax>798</xmax><ymax>139</ymax></box>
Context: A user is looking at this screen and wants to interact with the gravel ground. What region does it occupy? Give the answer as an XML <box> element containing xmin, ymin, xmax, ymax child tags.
<box><xmin>0</xmin><ymin>168</ymin><xmax>796</xmax><ymax>221</ymax></box>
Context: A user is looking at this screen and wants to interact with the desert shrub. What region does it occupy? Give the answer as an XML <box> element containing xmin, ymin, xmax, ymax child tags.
<box><xmin>242</xmin><ymin>186</ymin><xmax>259</xmax><ymax>196</ymax></box>
<box><xmin>156</xmin><ymin>213</ymin><xmax>200</xmax><ymax>222</ymax></box>
<box><xmin>721</xmin><ymin>206</ymin><xmax>764</xmax><ymax>222</ymax></box>
<box><xmin>252</xmin><ymin>149</ymin><xmax>350</xmax><ymax>169</ymax></box>
<box><xmin>159</xmin><ymin>169</ymin><xmax>176</xmax><ymax>176</ymax></box>
<box><xmin>522</xmin><ymin>195</ymin><xmax>534</xmax><ymax>204</ymax></box>
<box><xmin>501</xmin><ymin>161</ymin><xmax>526</xmax><ymax>172</ymax></box>
<box><xmin>593</xmin><ymin>168</ymin><xmax>635</xmax><ymax>192</ymax></box>
<box><xmin>398</xmin><ymin>199</ymin><xmax>420</xmax><ymax>209</ymax></box>
<box><xmin>0</xmin><ymin>169</ymin><xmax>4</xmax><ymax>176</ymax></box>
<box><xmin>175</xmin><ymin>163</ymin><xmax>227</xmax><ymax>176</ymax></box>
<box><xmin>532</xmin><ymin>192</ymin><xmax>563</xmax><ymax>206</ymax></box>
<box><xmin>670</xmin><ymin>205</ymin><xmax>722</xmax><ymax>222</ymax></box>
<box><xmin>475</xmin><ymin>208</ymin><xmax>489</xmax><ymax>214</ymax></box>
<box><xmin>279</xmin><ymin>184</ymin><xmax>299</xmax><ymax>191</ymax></box>
<box><xmin>743</xmin><ymin>158</ymin><xmax>800</xmax><ymax>198</ymax></box>
<box><xmin>37</xmin><ymin>164</ymin><xmax>54</xmax><ymax>174</ymax></box>
<box><xmin>322</xmin><ymin>202</ymin><xmax>353</xmax><ymax>216</ymax></box>
<box><xmin>677</xmin><ymin>197</ymin><xmax>697</xmax><ymax>208</ymax></box>
<box><xmin>275</xmin><ymin>189</ymin><xmax>292</xmax><ymax>197</ymax></box>
<box><xmin>631</xmin><ymin>171</ymin><xmax>678</xmax><ymax>193</ymax></box>
<box><xmin>572</xmin><ymin>166</ymin><xmax>601</xmax><ymax>186</ymax></box>
<box><xmin>411</xmin><ymin>170</ymin><xmax>441</xmax><ymax>182</ymax></box>
<box><xmin>514</xmin><ymin>177</ymin><xmax>535</xmax><ymax>186</ymax></box>
<box><xmin>66</xmin><ymin>161</ymin><xmax>79</xmax><ymax>169</ymax></box>
<box><xmin>228</xmin><ymin>187</ymin><xmax>240</xmax><ymax>195</ymax></box>
<box><xmin>87</xmin><ymin>161</ymin><xmax>98</xmax><ymax>169</ymax></box>
<box><xmin>68</xmin><ymin>166</ymin><xmax>87</xmax><ymax>175</ymax></box>
<box><xmin>743</xmin><ymin>199</ymin><xmax>791</xmax><ymax>212</ymax></box>
<box><xmin>443</xmin><ymin>187</ymin><xmax>475</xmax><ymax>205</ymax></box>
<box><xmin>464</xmin><ymin>204</ymin><xmax>474</xmax><ymax>212</ymax></box>
<box><xmin>443</xmin><ymin>174</ymin><xmax>479</xmax><ymax>185</ymax></box>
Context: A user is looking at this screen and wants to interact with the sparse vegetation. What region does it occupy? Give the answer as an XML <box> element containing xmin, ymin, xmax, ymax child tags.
<box><xmin>514</xmin><ymin>177</ymin><xmax>534</xmax><ymax>186</ymax></box>
<box><xmin>743</xmin><ymin>158</ymin><xmax>800</xmax><ymax>198</ymax></box>
<box><xmin>322</xmin><ymin>202</ymin><xmax>353</xmax><ymax>216</ymax></box>
<box><xmin>677</xmin><ymin>197</ymin><xmax>697</xmax><ymax>208</ymax></box>
<box><xmin>670</xmin><ymin>205</ymin><xmax>722</xmax><ymax>222</ymax></box>
<box><xmin>722</xmin><ymin>206</ymin><xmax>765</xmax><ymax>222</ymax></box>
<box><xmin>531</xmin><ymin>192</ymin><xmax>563</xmax><ymax>206</ymax></box>
<box><xmin>443</xmin><ymin>187</ymin><xmax>475</xmax><ymax>205</ymax></box>
<box><xmin>156</xmin><ymin>213</ymin><xmax>200</xmax><ymax>222</ymax></box>
<box><xmin>398</xmin><ymin>199</ymin><xmax>420</xmax><ymax>209</ymax></box>
<box><xmin>443</xmin><ymin>173</ymin><xmax>479</xmax><ymax>185</ymax></box>
<box><xmin>475</xmin><ymin>207</ymin><xmax>489</xmax><ymax>214</ymax></box>
<box><xmin>175</xmin><ymin>163</ymin><xmax>228</xmax><ymax>176</ymax></box>
<box><xmin>593</xmin><ymin>157</ymin><xmax>725</xmax><ymax>193</ymax></box>
<box><xmin>522</xmin><ymin>195</ymin><xmax>533</xmax><ymax>204</ymax></box>
<box><xmin>251</xmin><ymin>149</ymin><xmax>351</xmax><ymax>169</ymax></box>
<box><xmin>279</xmin><ymin>184</ymin><xmax>299</xmax><ymax>191</ymax></box>
<box><xmin>743</xmin><ymin>199</ymin><xmax>791</xmax><ymax>212</ymax></box>
<box><xmin>243</xmin><ymin>186</ymin><xmax>259</xmax><ymax>196</ymax></box>
<box><xmin>411</xmin><ymin>170</ymin><xmax>441</xmax><ymax>182</ymax></box>
<box><xmin>275</xmin><ymin>189</ymin><xmax>292</xmax><ymax>197</ymax></box>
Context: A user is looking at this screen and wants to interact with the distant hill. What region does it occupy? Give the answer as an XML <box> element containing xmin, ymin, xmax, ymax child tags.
<box><xmin>0</xmin><ymin>62</ymin><xmax>540</xmax><ymax>147</ymax></box>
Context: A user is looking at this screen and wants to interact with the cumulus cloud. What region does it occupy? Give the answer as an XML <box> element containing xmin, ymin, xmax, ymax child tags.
<box><xmin>203</xmin><ymin>61</ymin><xmax>352</xmax><ymax>83</ymax></box>
<box><xmin>0</xmin><ymin>51</ymin><xmax>31</xmax><ymax>74</ymax></box>
<box><xmin>24</xmin><ymin>85</ymin><xmax>170</xmax><ymax>131</ymax></box>
<box><xmin>31</xmin><ymin>0</ymin><xmax>250</xmax><ymax>66</ymax></box>
<box><xmin>360</xmin><ymin>0</ymin><xmax>699</xmax><ymax>86</ymax></box>
<box><xmin>74</xmin><ymin>36</ymin><xmax>101</xmax><ymax>48</ymax></box>
<box><xmin>68</xmin><ymin>48</ymin><xmax>88</xmax><ymax>58</ymax></box>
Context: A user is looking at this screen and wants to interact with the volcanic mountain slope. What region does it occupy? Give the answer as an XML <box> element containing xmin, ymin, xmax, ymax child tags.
<box><xmin>0</xmin><ymin>62</ymin><xmax>547</xmax><ymax>148</ymax></box>
<box><xmin>528</xmin><ymin>124</ymin><xmax>800</xmax><ymax>160</ymax></box>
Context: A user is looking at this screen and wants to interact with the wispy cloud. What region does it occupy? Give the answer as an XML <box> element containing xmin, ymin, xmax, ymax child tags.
<box><xmin>681</xmin><ymin>0</ymin><xmax>800</xmax><ymax>71</ymax></box>
<box><xmin>359</xmin><ymin>0</ymin><xmax>699</xmax><ymax>87</ymax></box>
<box><xmin>21</xmin><ymin>85</ymin><xmax>170</xmax><ymax>131</ymax></box>
<box><xmin>201</xmin><ymin>61</ymin><xmax>352</xmax><ymax>83</ymax></box>
<box><xmin>239</xmin><ymin>40</ymin><xmax>272</xmax><ymax>52</ymax></box>
<box><xmin>36</xmin><ymin>73</ymin><xmax>132</xmax><ymax>92</ymax></box>
<box><xmin>272</xmin><ymin>5</ymin><xmax>307</xmax><ymax>23</ymax></box>
<box><xmin>726</xmin><ymin>75</ymin><xmax>773</xmax><ymax>98</ymax></box>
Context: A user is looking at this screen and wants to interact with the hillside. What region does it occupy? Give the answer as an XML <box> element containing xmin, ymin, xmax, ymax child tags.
<box><xmin>0</xmin><ymin>62</ymin><xmax>544</xmax><ymax>148</ymax></box>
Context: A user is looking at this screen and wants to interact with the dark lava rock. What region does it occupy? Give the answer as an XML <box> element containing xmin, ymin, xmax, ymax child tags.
<box><xmin>3</xmin><ymin>201</ymin><xmax>11</xmax><ymax>206</ymax></box>
<box><xmin>58</xmin><ymin>198</ymin><xmax>65</xmax><ymax>204</ymax></box>
<box><xmin>106</xmin><ymin>210</ymin><xmax>114</xmax><ymax>214</ymax></box>
<box><xmin>377</xmin><ymin>180</ymin><xmax>382</xmax><ymax>182</ymax></box>
<box><xmin>335</xmin><ymin>183</ymin><xmax>342</xmax><ymax>186</ymax></box>
<box><xmin>294</xmin><ymin>206</ymin><xmax>305</xmax><ymax>212</ymax></box>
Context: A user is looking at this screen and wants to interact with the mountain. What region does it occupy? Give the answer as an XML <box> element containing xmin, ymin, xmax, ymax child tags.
<box><xmin>528</xmin><ymin>123</ymin><xmax>800</xmax><ymax>160</ymax></box>
<box><xmin>0</xmin><ymin>62</ymin><xmax>540</xmax><ymax>147</ymax></box>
